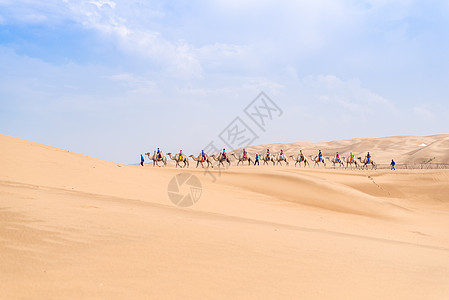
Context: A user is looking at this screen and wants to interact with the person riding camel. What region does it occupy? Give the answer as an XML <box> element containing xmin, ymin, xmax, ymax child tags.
<box><xmin>350</xmin><ymin>151</ymin><xmax>354</xmax><ymax>163</ymax></box>
<box><xmin>366</xmin><ymin>152</ymin><xmax>371</xmax><ymax>163</ymax></box>
<box><xmin>201</xmin><ymin>149</ymin><xmax>206</xmax><ymax>162</ymax></box>
<box><xmin>243</xmin><ymin>148</ymin><xmax>247</xmax><ymax>159</ymax></box>
<box><xmin>266</xmin><ymin>149</ymin><xmax>270</xmax><ymax>160</ymax></box>
<box><xmin>280</xmin><ymin>149</ymin><xmax>284</xmax><ymax>159</ymax></box>
<box><xmin>336</xmin><ymin>152</ymin><xmax>340</xmax><ymax>162</ymax></box>
<box><xmin>157</xmin><ymin>148</ymin><xmax>161</xmax><ymax>159</ymax></box>
<box><xmin>179</xmin><ymin>149</ymin><xmax>183</xmax><ymax>160</ymax></box>
<box><xmin>222</xmin><ymin>148</ymin><xmax>227</xmax><ymax>160</ymax></box>
<box><xmin>318</xmin><ymin>150</ymin><xmax>323</xmax><ymax>163</ymax></box>
<box><xmin>300</xmin><ymin>150</ymin><xmax>304</xmax><ymax>162</ymax></box>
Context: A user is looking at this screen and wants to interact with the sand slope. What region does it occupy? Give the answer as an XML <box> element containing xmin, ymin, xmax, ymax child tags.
<box><xmin>1</xmin><ymin>133</ymin><xmax>449</xmax><ymax>299</ymax></box>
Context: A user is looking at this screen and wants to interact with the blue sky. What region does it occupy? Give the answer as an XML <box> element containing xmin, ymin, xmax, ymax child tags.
<box><xmin>1</xmin><ymin>0</ymin><xmax>448</xmax><ymax>163</ymax></box>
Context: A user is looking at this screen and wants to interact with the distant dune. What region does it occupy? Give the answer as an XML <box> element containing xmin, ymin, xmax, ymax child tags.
<box><xmin>234</xmin><ymin>134</ymin><xmax>449</xmax><ymax>165</ymax></box>
<box><xmin>1</xmin><ymin>133</ymin><xmax>449</xmax><ymax>299</ymax></box>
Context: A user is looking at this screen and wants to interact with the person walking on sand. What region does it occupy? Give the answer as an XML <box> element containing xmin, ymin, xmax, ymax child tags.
<box><xmin>140</xmin><ymin>154</ymin><xmax>144</xmax><ymax>166</ymax></box>
<box><xmin>254</xmin><ymin>153</ymin><xmax>260</xmax><ymax>166</ymax></box>
<box><xmin>390</xmin><ymin>159</ymin><xmax>396</xmax><ymax>170</ymax></box>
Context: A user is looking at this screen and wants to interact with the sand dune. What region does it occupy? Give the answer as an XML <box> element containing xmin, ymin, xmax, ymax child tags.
<box><xmin>1</xmin><ymin>133</ymin><xmax>449</xmax><ymax>299</ymax></box>
<box><xmin>236</xmin><ymin>134</ymin><xmax>449</xmax><ymax>165</ymax></box>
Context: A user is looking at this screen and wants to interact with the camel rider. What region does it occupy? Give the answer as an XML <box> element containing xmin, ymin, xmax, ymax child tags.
<box><xmin>222</xmin><ymin>148</ymin><xmax>226</xmax><ymax>159</ymax></box>
<box><xmin>367</xmin><ymin>152</ymin><xmax>371</xmax><ymax>163</ymax></box>
<box><xmin>201</xmin><ymin>150</ymin><xmax>206</xmax><ymax>161</ymax></box>
<box><xmin>243</xmin><ymin>148</ymin><xmax>247</xmax><ymax>159</ymax></box>
<box><xmin>280</xmin><ymin>149</ymin><xmax>284</xmax><ymax>159</ymax></box>
<box><xmin>255</xmin><ymin>153</ymin><xmax>260</xmax><ymax>166</ymax></box>
<box><xmin>350</xmin><ymin>152</ymin><xmax>354</xmax><ymax>163</ymax></box>
<box><xmin>300</xmin><ymin>150</ymin><xmax>304</xmax><ymax>162</ymax></box>
<box><xmin>336</xmin><ymin>152</ymin><xmax>340</xmax><ymax>162</ymax></box>
<box><xmin>266</xmin><ymin>149</ymin><xmax>270</xmax><ymax>160</ymax></box>
<box><xmin>157</xmin><ymin>148</ymin><xmax>161</xmax><ymax>159</ymax></box>
<box><xmin>318</xmin><ymin>150</ymin><xmax>323</xmax><ymax>162</ymax></box>
<box><xmin>179</xmin><ymin>149</ymin><xmax>183</xmax><ymax>160</ymax></box>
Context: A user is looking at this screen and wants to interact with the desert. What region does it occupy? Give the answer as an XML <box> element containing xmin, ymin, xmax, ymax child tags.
<box><xmin>1</xmin><ymin>133</ymin><xmax>449</xmax><ymax>299</ymax></box>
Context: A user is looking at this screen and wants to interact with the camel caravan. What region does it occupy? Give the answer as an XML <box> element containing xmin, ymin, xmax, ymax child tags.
<box><xmin>144</xmin><ymin>148</ymin><xmax>377</xmax><ymax>170</ymax></box>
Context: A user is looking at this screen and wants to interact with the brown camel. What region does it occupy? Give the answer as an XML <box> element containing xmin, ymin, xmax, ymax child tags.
<box><xmin>289</xmin><ymin>154</ymin><xmax>309</xmax><ymax>167</ymax></box>
<box><xmin>309</xmin><ymin>155</ymin><xmax>326</xmax><ymax>168</ymax></box>
<box><xmin>230</xmin><ymin>153</ymin><xmax>252</xmax><ymax>166</ymax></box>
<box><xmin>211</xmin><ymin>154</ymin><xmax>231</xmax><ymax>168</ymax></box>
<box><xmin>275</xmin><ymin>153</ymin><xmax>289</xmax><ymax>166</ymax></box>
<box><xmin>166</xmin><ymin>152</ymin><xmax>189</xmax><ymax>168</ymax></box>
<box><xmin>330</xmin><ymin>156</ymin><xmax>345</xmax><ymax>168</ymax></box>
<box><xmin>346</xmin><ymin>155</ymin><xmax>359</xmax><ymax>169</ymax></box>
<box><xmin>145</xmin><ymin>151</ymin><xmax>167</xmax><ymax>167</ymax></box>
<box><xmin>357</xmin><ymin>157</ymin><xmax>377</xmax><ymax>170</ymax></box>
<box><xmin>260</xmin><ymin>154</ymin><xmax>275</xmax><ymax>166</ymax></box>
<box><xmin>189</xmin><ymin>154</ymin><xmax>213</xmax><ymax>168</ymax></box>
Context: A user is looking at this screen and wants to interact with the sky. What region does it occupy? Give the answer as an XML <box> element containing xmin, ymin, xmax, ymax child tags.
<box><xmin>1</xmin><ymin>0</ymin><xmax>448</xmax><ymax>163</ymax></box>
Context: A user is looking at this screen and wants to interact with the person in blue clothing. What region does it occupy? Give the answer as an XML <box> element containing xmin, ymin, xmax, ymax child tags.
<box><xmin>254</xmin><ymin>153</ymin><xmax>260</xmax><ymax>166</ymax></box>
<box><xmin>318</xmin><ymin>150</ymin><xmax>323</xmax><ymax>162</ymax></box>
<box><xmin>390</xmin><ymin>159</ymin><xmax>396</xmax><ymax>170</ymax></box>
<box><xmin>157</xmin><ymin>147</ymin><xmax>161</xmax><ymax>159</ymax></box>
<box><xmin>336</xmin><ymin>152</ymin><xmax>340</xmax><ymax>163</ymax></box>
<box><xmin>201</xmin><ymin>149</ymin><xmax>206</xmax><ymax>161</ymax></box>
<box><xmin>140</xmin><ymin>154</ymin><xmax>144</xmax><ymax>166</ymax></box>
<box><xmin>366</xmin><ymin>152</ymin><xmax>371</xmax><ymax>163</ymax></box>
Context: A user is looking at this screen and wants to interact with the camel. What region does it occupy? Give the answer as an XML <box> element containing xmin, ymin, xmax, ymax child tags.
<box><xmin>346</xmin><ymin>155</ymin><xmax>358</xmax><ymax>169</ymax></box>
<box><xmin>289</xmin><ymin>154</ymin><xmax>309</xmax><ymax>167</ymax></box>
<box><xmin>211</xmin><ymin>154</ymin><xmax>231</xmax><ymax>168</ymax></box>
<box><xmin>260</xmin><ymin>154</ymin><xmax>275</xmax><ymax>166</ymax></box>
<box><xmin>230</xmin><ymin>153</ymin><xmax>252</xmax><ymax>166</ymax></box>
<box><xmin>330</xmin><ymin>156</ymin><xmax>345</xmax><ymax>168</ymax></box>
<box><xmin>189</xmin><ymin>154</ymin><xmax>213</xmax><ymax>168</ymax></box>
<box><xmin>166</xmin><ymin>152</ymin><xmax>189</xmax><ymax>168</ymax></box>
<box><xmin>145</xmin><ymin>151</ymin><xmax>167</xmax><ymax>167</ymax></box>
<box><xmin>309</xmin><ymin>155</ymin><xmax>326</xmax><ymax>168</ymax></box>
<box><xmin>275</xmin><ymin>153</ymin><xmax>289</xmax><ymax>166</ymax></box>
<box><xmin>357</xmin><ymin>157</ymin><xmax>377</xmax><ymax>170</ymax></box>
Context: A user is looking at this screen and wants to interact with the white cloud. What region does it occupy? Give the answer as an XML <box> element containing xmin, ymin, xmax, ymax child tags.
<box><xmin>305</xmin><ymin>75</ymin><xmax>394</xmax><ymax>114</ymax></box>
<box><xmin>413</xmin><ymin>105</ymin><xmax>434</xmax><ymax>120</ymax></box>
<box><xmin>88</xmin><ymin>0</ymin><xmax>116</xmax><ymax>9</ymax></box>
